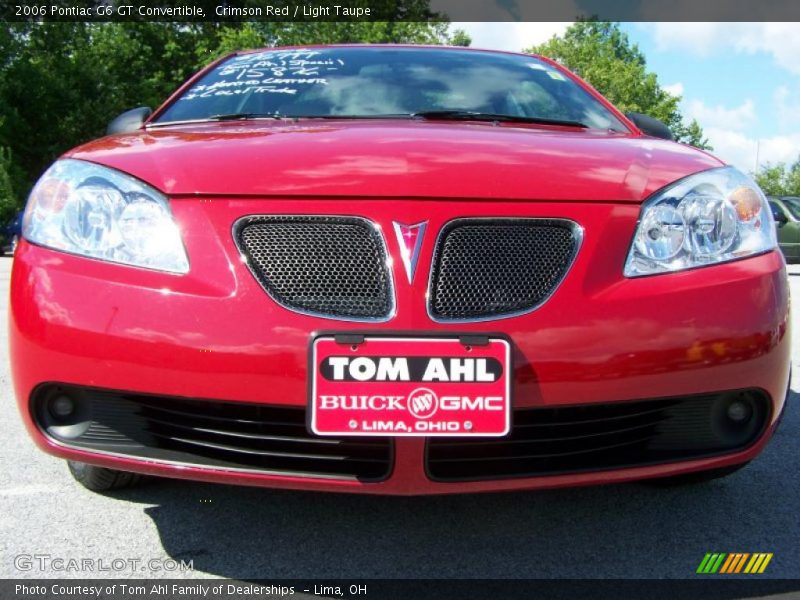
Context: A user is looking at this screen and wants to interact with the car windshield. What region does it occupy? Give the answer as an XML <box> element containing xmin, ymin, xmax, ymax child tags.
<box><xmin>153</xmin><ymin>46</ymin><xmax>628</xmax><ymax>132</ymax></box>
<box><xmin>781</xmin><ymin>197</ymin><xmax>800</xmax><ymax>219</ymax></box>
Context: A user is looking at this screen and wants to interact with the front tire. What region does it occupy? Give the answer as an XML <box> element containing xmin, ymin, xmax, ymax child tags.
<box><xmin>67</xmin><ymin>460</ymin><xmax>143</xmax><ymax>492</ymax></box>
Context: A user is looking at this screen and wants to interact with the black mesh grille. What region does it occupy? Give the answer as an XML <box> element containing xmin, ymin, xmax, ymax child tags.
<box><xmin>236</xmin><ymin>216</ymin><xmax>393</xmax><ymax>320</ymax></box>
<box><xmin>429</xmin><ymin>219</ymin><xmax>579</xmax><ymax>320</ymax></box>
<box><xmin>34</xmin><ymin>385</ymin><xmax>392</xmax><ymax>482</ymax></box>
<box><xmin>426</xmin><ymin>390</ymin><xmax>769</xmax><ymax>481</ymax></box>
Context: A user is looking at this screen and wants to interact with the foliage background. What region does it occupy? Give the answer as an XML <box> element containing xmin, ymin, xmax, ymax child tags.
<box><xmin>754</xmin><ymin>161</ymin><xmax>800</xmax><ymax>197</ymax></box>
<box><xmin>7</xmin><ymin>19</ymin><xmax>785</xmax><ymax>226</ymax></box>
<box><xmin>527</xmin><ymin>22</ymin><xmax>710</xmax><ymax>149</ymax></box>
<box><xmin>0</xmin><ymin>19</ymin><xmax>469</xmax><ymax>219</ymax></box>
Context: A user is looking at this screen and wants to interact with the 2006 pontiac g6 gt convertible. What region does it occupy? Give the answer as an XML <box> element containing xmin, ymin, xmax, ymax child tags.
<box><xmin>12</xmin><ymin>45</ymin><xmax>790</xmax><ymax>494</ymax></box>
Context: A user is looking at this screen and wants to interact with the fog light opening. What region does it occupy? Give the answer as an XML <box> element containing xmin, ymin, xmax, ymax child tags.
<box><xmin>49</xmin><ymin>394</ymin><xmax>76</xmax><ymax>420</ymax></box>
<box><xmin>710</xmin><ymin>393</ymin><xmax>765</xmax><ymax>449</ymax></box>
<box><xmin>726</xmin><ymin>399</ymin><xmax>753</xmax><ymax>424</ymax></box>
<box><xmin>36</xmin><ymin>387</ymin><xmax>92</xmax><ymax>440</ymax></box>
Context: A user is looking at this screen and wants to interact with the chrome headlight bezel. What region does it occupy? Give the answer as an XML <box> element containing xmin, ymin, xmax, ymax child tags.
<box><xmin>624</xmin><ymin>166</ymin><xmax>778</xmax><ymax>277</ymax></box>
<box><xmin>23</xmin><ymin>159</ymin><xmax>190</xmax><ymax>274</ymax></box>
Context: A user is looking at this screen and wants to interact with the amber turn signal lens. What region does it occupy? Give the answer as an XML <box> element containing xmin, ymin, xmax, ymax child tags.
<box><xmin>30</xmin><ymin>177</ymin><xmax>72</xmax><ymax>213</ymax></box>
<box><xmin>730</xmin><ymin>186</ymin><xmax>762</xmax><ymax>222</ymax></box>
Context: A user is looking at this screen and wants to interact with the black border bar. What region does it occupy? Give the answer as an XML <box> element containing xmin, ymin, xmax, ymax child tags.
<box><xmin>3</xmin><ymin>0</ymin><xmax>800</xmax><ymax>22</ymax></box>
<box><xmin>5</xmin><ymin>579</ymin><xmax>800</xmax><ymax>599</ymax></box>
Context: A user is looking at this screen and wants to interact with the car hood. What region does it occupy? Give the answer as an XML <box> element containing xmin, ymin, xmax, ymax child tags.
<box><xmin>66</xmin><ymin>120</ymin><xmax>723</xmax><ymax>202</ymax></box>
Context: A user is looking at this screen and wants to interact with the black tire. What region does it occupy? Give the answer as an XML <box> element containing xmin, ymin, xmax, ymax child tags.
<box><xmin>67</xmin><ymin>460</ymin><xmax>144</xmax><ymax>492</ymax></box>
<box><xmin>643</xmin><ymin>463</ymin><xmax>749</xmax><ymax>487</ymax></box>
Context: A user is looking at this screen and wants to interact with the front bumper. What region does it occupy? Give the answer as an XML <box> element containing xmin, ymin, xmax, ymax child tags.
<box><xmin>10</xmin><ymin>198</ymin><xmax>792</xmax><ymax>494</ymax></box>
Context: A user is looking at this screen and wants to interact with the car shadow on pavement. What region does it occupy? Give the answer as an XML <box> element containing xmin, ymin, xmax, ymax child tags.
<box><xmin>110</xmin><ymin>389</ymin><xmax>800</xmax><ymax>580</ymax></box>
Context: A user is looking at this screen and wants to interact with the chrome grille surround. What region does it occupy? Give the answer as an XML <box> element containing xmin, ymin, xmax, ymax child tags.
<box><xmin>233</xmin><ymin>215</ymin><xmax>396</xmax><ymax>322</ymax></box>
<box><xmin>427</xmin><ymin>218</ymin><xmax>582</xmax><ymax>322</ymax></box>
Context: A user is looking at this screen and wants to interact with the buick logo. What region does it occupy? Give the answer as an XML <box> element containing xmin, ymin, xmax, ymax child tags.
<box><xmin>392</xmin><ymin>221</ymin><xmax>427</xmax><ymax>283</ymax></box>
<box><xmin>407</xmin><ymin>388</ymin><xmax>438</xmax><ymax>419</ymax></box>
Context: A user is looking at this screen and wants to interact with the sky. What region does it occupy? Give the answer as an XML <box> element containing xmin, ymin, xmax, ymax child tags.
<box><xmin>453</xmin><ymin>22</ymin><xmax>800</xmax><ymax>174</ymax></box>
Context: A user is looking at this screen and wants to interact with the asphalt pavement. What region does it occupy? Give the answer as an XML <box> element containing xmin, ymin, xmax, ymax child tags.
<box><xmin>0</xmin><ymin>256</ymin><xmax>798</xmax><ymax>581</ymax></box>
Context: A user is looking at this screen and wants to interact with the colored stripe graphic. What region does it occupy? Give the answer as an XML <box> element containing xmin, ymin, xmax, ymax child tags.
<box><xmin>697</xmin><ymin>553</ymin><xmax>728</xmax><ymax>573</ymax></box>
<box><xmin>697</xmin><ymin>554</ymin><xmax>714</xmax><ymax>574</ymax></box>
<box><xmin>744</xmin><ymin>554</ymin><xmax>759</xmax><ymax>573</ymax></box>
<box><xmin>719</xmin><ymin>553</ymin><xmax>742</xmax><ymax>573</ymax></box>
<box><xmin>710</xmin><ymin>554</ymin><xmax>726</xmax><ymax>573</ymax></box>
<box><xmin>759</xmin><ymin>554</ymin><xmax>773</xmax><ymax>573</ymax></box>
<box><xmin>700</xmin><ymin>553</ymin><xmax>773</xmax><ymax>574</ymax></box>
<box><xmin>720</xmin><ymin>554</ymin><xmax>736</xmax><ymax>574</ymax></box>
<box><xmin>722</xmin><ymin>553</ymin><xmax>748</xmax><ymax>573</ymax></box>
<box><xmin>734</xmin><ymin>553</ymin><xmax>750</xmax><ymax>573</ymax></box>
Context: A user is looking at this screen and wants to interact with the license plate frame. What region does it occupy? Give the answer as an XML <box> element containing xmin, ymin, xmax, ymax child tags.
<box><xmin>309</xmin><ymin>333</ymin><xmax>511</xmax><ymax>437</ymax></box>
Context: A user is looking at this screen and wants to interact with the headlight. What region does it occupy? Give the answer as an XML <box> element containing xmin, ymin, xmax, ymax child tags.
<box><xmin>23</xmin><ymin>159</ymin><xmax>189</xmax><ymax>274</ymax></box>
<box><xmin>624</xmin><ymin>166</ymin><xmax>777</xmax><ymax>277</ymax></box>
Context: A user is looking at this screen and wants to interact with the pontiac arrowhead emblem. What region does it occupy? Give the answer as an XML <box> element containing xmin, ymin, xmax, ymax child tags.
<box><xmin>392</xmin><ymin>221</ymin><xmax>427</xmax><ymax>284</ymax></box>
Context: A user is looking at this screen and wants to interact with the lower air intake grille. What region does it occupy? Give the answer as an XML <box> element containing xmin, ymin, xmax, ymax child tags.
<box><xmin>235</xmin><ymin>216</ymin><xmax>393</xmax><ymax>320</ymax></box>
<box><xmin>429</xmin><ymin>219</ymin><xmax>579</xmax><ymax>321</ymax></box>
<box><xmin>426</xmin><ymin>390</ymin><xmax>769</xmax><ymax>481</ymax></box>
<box><xmin>34</xmin><ymin>385</ymin><xmax>392</xmax><ymax>482</ymax></box>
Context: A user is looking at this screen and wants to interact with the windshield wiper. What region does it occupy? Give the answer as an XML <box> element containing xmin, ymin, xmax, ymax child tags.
<box><xmin>191</xmin><ymin>111</ymin><xmax>589</xmax><ymax>127</ymax></box>
<box><xmin>293</xmin><ymin>114</ymin><xmax>411</xmax><ymax>120</ymax></box>
<box><xmin>411</xmin><ymin>110</ymin><xmax>589</xmax><ymax>128</ymax></box>
<box><xmin>209</xmin><ymin>113</ymin><xmax>413</xmax><ymax>122</ymax></box>
<box><xmin>207</xmin><ymin>113</ymin><xmax>286</xmax><ymax>121</ymax></box>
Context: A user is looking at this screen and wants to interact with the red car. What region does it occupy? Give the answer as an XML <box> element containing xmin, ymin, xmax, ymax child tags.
<box><xmin>11</xmin><ymin>45</ymin><xmax>790</xmax><ymax>495</ymax></box>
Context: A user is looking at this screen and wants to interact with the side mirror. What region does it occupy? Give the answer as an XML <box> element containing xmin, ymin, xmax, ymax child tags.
<box><xmin>625</xmin><ymin>112</ymin><xmax>674</xmax><ymax>141</ymax></box>
<box><xmin>106</xmin><ymin>107</ymin><xmax>152</xmax><ymax>135</ymax></box>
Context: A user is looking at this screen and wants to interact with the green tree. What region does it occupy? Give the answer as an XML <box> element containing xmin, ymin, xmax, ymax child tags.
<box><xmin>0</xmin><ymin>19</ymin><xmax>469</xmax><ymax>208</ymax></box>
<box><xmin>527</xmin><ymin>21</ymin><xmax>711</xmax><ymax>149</ymax></box>
<box><xmin>755</xmin><ymin>159</ymin><xmax>800</xmax><ymax>196</ymax></box>
<box><xmin>0</xmin><ymin>22</ymin><xmax>210</xmax><ymax>195</ymax></box>
<box><xmin>0</xmin><ymin>146</ymin><xmax>16</xmax><ymax>223</ymax></box>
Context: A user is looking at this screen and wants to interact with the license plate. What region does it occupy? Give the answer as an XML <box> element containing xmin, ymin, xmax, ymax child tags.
<box><xmin>310</xmin><ymin>336</ymin><xmax>511</xmax><ymax>437</ymax></box>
